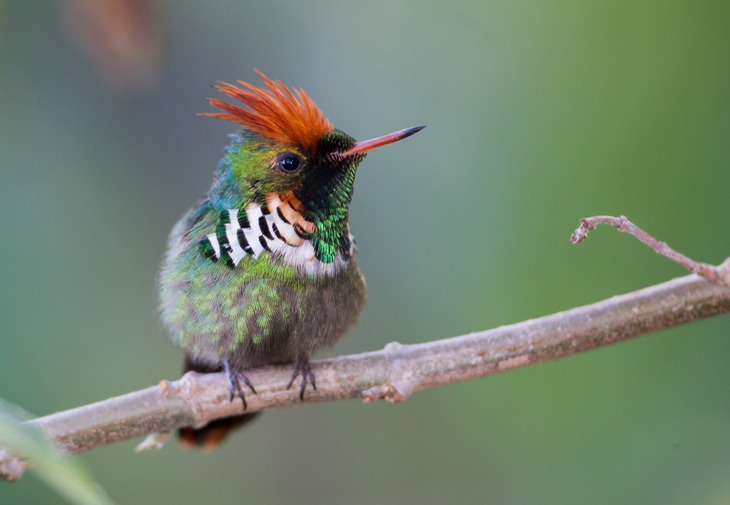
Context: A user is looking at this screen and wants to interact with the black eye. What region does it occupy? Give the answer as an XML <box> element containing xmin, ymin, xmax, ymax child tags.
<box><xmin>277</xmin><ymin>153</ymin><xmax>302</xmax><ymax>173</ymax></box>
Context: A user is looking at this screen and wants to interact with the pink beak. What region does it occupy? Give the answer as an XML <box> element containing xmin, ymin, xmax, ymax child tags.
<box><xmin>341</xmin><ymin>125</ymin><xmax>426</xmax><ymax>156</ymax></box>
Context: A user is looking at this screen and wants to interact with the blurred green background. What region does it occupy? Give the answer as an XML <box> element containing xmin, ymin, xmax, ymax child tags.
<box><xmin>2</xmin><ymin>1</ymin><xmax>730</xmax><ymax>504</ymax></box>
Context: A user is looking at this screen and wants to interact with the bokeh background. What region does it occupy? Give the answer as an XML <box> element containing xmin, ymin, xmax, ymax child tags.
<box><xmin>2</xmin><ymin>1</ymin><xmax>730</xmax><ymax>504</ymax></box>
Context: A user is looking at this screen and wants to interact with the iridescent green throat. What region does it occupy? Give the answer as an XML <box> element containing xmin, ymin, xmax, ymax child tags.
<box><xmin>294</xmin><ymin>130</ymin><xmax>363</xmax><ymax>263</ymax></box>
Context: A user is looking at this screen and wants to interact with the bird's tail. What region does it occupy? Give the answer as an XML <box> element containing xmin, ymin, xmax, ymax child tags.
<box><xmin>178</xmin><ymin>355</ymin><xmax>260</xmax><ymax>450</ymax></box>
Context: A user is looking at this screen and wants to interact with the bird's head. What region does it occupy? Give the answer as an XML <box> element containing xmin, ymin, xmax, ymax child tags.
<box><xmin>202</xmin><ymin>71</ymin><xmax>424</xmax><ymax>263</ymax></box>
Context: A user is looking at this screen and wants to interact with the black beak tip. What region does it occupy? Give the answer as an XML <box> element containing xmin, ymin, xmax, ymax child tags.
<box><xmin>403</xmin><ymin>124</ymin><xmax>427</xmax><ymax>138</ymax></box>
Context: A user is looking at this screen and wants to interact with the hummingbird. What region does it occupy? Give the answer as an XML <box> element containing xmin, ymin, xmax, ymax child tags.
<box><xmin>158</xmin><ymin>71</ymin><xmax>424</xmax><ymax>448</ymax></box>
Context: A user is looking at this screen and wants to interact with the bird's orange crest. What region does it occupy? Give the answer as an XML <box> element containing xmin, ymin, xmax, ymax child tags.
<box><xmin>201</xmin><ymin>70</ymin><xmax>334</xmax><ymax>153</ymax></box>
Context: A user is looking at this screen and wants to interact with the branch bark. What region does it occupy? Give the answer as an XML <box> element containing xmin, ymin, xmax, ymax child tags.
<box><xmin>2</xmin><ymin>272</ymin><xmax>730</xmax><ymax>481</ymax></box>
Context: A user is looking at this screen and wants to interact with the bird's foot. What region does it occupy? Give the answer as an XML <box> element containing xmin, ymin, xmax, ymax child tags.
<box><xmin>287</xmin><ymin>357</ymin><xmax>316</xmax><ymax>401</ymax></box>
<box><xmin>224</xmin><ymin>361</ymin><xmax>256</xmax><ymax>410</ymax></box>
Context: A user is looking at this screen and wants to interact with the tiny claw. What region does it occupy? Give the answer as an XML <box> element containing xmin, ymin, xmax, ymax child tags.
<box><xmin>224</xmin><ymin>361</ymin><xmax>256</xmax><ymax>411</ymax></box>
<box><xmin>287</xmin><ymin>358</ymin><xmax>316</xmax><ymax>401</ymax></box>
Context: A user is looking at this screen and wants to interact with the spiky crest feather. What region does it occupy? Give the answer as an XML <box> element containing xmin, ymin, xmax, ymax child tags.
<box><xmin>201</xmin><ymin>70</ymin><xmax>334</xmax><ymax>153</ymax></box>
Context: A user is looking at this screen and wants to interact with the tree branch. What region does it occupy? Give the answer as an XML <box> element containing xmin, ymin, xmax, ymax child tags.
<box><xmin>2</xmin><ymin>273</ymin><xmax>729</xmax><ymax>481</ymax></box>
<box><xmin>2</xmin><ymin>215</ymin><xmax>729</xmax><ymax>482</ymax></box>
<box><xmin>571</xmin><ymin>215</ymin><xmax>730</xmax><ymax>286</ymax></box>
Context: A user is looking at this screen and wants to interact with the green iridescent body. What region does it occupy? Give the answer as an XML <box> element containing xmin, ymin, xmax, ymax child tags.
<box><xmin>159</xmin><ymin>130</ymin><xmax>366</xmax><ymax>374</ymax></box>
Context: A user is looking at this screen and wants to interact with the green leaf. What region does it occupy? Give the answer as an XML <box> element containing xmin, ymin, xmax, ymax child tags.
<box><xmin>0</xmin><ymin>398</ymin><xmax>116</xmax><ymax>505</ymax></box>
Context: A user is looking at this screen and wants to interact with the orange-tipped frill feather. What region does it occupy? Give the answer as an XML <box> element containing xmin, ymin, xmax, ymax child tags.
<box><xmin>201</xmin><ymin>70</ymin><xmax>334</xmax><ymax>153</ymax></box>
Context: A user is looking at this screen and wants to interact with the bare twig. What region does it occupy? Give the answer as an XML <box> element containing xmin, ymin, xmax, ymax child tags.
<box><xmin>3</xmin><ymin>271</ymin><xmax>730</xmax><ymax>482</ymax></box>
<box><xmin>571</xmin><ymin>215</ymin><xmax>730</xmax><ymax>286</ymax></box>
